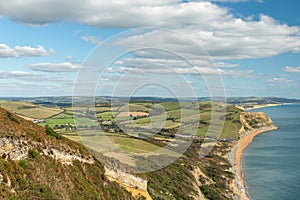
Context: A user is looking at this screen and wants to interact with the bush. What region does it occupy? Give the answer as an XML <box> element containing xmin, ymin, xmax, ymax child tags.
<box><xmin>19</xmin><ymin>160</ymin><xmax>28</xmax><ymax>169</ymax></box>
<box><xmin>200</xmin><ymin>185</ymin><xmax>226</xmax><ymax>200</ymax></box>
<box><xmin>6</xmin><ymin>112</ymin><xmax>20</xmax><ymax>124</ymax></box>
<box><xmin>28</xmin><ymin>150</ymin><xmax>39</xmax><ymax>158</ymax></box>
<box><xmin>45</xmin><ymin>125</ymin><xmax>62</xmax><ymax>139</ymax></box>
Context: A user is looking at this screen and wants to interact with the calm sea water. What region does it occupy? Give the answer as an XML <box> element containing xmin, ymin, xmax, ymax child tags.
<box><xmin>243</xmin><ymin>104</ymin><xmax>300</xmax><ymax>200</ymax></box>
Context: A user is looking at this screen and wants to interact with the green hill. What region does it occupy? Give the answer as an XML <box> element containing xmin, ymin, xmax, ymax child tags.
<box><xmin>0</xmin><ymin>107</ymin><xmax>135</xmax><ymax>200</ymax></box>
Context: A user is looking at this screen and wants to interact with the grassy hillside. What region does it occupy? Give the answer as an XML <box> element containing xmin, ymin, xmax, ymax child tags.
<box><xmin>0</xmin><ymin>107</ymin><xmax>136</xmax><ymax>200</ymax></box>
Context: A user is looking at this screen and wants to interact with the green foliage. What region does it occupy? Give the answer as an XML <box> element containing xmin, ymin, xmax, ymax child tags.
<box><xmin>6</xmin><ymin>112</ymin><xmax>20</xmax><ymax>124</ymax></box>
<box><xmin>0</xmin><ymin>149</ymin><xmax>133</xmax><ymax>200</ymax></box>
<box><xmin>28</xmin><ymin>149</ymin><xmax>39</xmax><ymax>158</ymax></box>
<box><xmin>200</xmin><ymin>185</ymin><xmax>227</xmax><ymax>200</ymax></box>
<box><xmin>45</xmin><ymin>125</ymin><xmax>62</xmax><ymax>139</ymax></box>
<box><xmin>18</xmin><ymin>160</ymin><xmax>28</xmax><ymax>169</ymax></box>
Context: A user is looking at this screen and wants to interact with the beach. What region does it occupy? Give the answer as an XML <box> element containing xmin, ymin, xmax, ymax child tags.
<box><xmin>235</xmin><ymin>126</ymin><xmax>278</xmax><ymax>188</ymax></box>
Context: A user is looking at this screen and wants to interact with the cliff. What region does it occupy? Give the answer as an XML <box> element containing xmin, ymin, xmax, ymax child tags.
<box><xmin>0</xmin><ymin>107</ymin><xmax>135</xmax><ymax>199</ymax></box>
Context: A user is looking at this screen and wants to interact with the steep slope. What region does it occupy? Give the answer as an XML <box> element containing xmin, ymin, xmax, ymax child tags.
<box><xmin>0</xmin><ymin>107</ymin><xmax>135</xmax><ymax>200</ymax></box>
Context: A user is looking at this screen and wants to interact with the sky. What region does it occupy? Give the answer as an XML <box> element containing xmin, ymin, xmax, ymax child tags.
<box><xmin>0</xmin><ymin>0</ymin><xmax>300</xmax><ymax>98</ymax></box>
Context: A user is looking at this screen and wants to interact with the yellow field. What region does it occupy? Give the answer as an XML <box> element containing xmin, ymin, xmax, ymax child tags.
<box><xmin>0</xmin><ymin>101</ymin><xmax>63</xmax><ymax>119</ymax></box>
<box><xmin>117</xmin><ymin>112</ymin><xmax>149</xmax><ymax>117</ymax></box>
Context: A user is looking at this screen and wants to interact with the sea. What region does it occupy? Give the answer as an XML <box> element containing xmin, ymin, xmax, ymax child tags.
<box><xmin>242</xmin><ymin>104</ymin><xmax>300</xmax><ymax>200</ymax></box>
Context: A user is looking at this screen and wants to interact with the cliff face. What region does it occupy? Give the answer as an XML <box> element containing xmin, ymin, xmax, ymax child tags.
<box><xmin>0</xmin><ymin>108</ymin><xmax>134</xmax><ymax>200</ymax></box>
<box><xmin>0</xmin><ymin>136</ymin><xmax>94</xmax><ymax>165</ymax></box>
<box><xmin>239</xmin><ymin>112</ymin><xmax>276</xmax><ymax>133</ymax></box>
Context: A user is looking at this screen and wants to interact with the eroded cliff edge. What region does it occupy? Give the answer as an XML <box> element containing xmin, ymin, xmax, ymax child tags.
<box><xmin>227</xmin><ymin>111</ymin><xmax>278</xmax><ymax>200</ymax></box>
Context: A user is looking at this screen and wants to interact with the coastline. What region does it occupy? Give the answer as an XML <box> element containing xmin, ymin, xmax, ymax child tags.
<box><xmin>236</xmin><ymin>126</ymin><xmax>278</xmax><ymax>188</ymax></box>
<box><xmin>242</xmin><ymin>103</ymin><xmax>281</xmax><ymax>111</ymax></box>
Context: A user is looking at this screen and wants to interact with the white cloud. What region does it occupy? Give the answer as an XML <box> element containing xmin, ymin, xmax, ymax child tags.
<box><xmin>0</xmin><ymin>44</ymin><xmax>53</xmax><ymax>58</ymax></box>
<box><xmin>0</xmin><ymin>71</ymin><xmax>38</xmax><ymax>78</ymax></box>
<box><xmin>112</xmin><ymin>57</ymin><xmax>243</xmax><ymax>75</ymax></box>
<box><xmin>108</xmin><ymin>66</ymin><xmax>221</xmax><ymax>75</ymax></box>
<box><xmin>114</xmin><ymin>19</ymin><xmax>300</xmax><ymax>60</ymax></box>
<box><xmin>268</xmin><ymin>77</ymin><xmax>293</xmax><ymax>83</ymax></box>
<box><xmin>81</xmin><ymin>34</ymin><xmax>101</xmax><ymax>45</ymax></box>
<box><xmin>195</xmin><ymin>0</ymin><xmax>263</xmax><ymax>2</ymax></box>
<box><xmin>215</xmin><ymin>62</ymin><xmax>239</xmax><ymax>68</ymax></box>
<box><xmin>284</xmin><ymin>66</ymin><xmax>300</xmax><ymax>73</ymax></box>
<box><xmin>0</xmin><ymin>1</ymin><xmax>299</xmax><ymax>60</ymax></box>
<box><xmin>29</xmin><ymin>62</ymin><xmax>83</xmax><ymax>72</ymax></box>
<box><xmin>109</xmin><ymin>65</ymin><xmax>251</xmax><ymax>77</ymax></box>
<box><xmin>0</xmin><ymin>70</ymin><xmax>72</xmax><ymax>82</ymax></box>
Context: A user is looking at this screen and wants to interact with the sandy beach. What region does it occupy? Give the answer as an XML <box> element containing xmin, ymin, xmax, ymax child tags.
<box><xmin>235</xmin><ymin>126</ymin><xmax>278</xmax><ymax>187</ymax></box>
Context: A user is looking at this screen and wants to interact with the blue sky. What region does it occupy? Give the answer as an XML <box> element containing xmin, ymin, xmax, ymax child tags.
<box><xmin>0</xmin><ymin>0</ymin><xmax>299</xmax><ymax>98</ymax></box>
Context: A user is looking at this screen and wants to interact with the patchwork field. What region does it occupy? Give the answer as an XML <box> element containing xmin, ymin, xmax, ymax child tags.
<box><xmin>0</xmin><ymin>100</ymin><xmax>242</xmax><ymax>142</ymax></box>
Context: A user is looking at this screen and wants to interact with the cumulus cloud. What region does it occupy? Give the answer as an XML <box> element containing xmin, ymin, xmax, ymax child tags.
<box><xmin>0</xmin><ymin>44</ymin><xmax>54</xmax><ymax>58</ymax></box>
<box><xmin>0</xmin><ymin>1</ymin><xmax>299</xmax><ymax>60</ymax></box>
<box><xmin>29</xmin><ymin>62</ymin><xmax>83</xmax><ymax>72</ymax></box>
<box><xmin>284</xmin><ymin>66</ymin><xmax>300</xmax><ymax>73</ymax></box>
<box><xmin>81</xmin><ymin>34</ymin><xmax>101</xmax><ymax>45</ymax></box>
<box><xmin>114</xmin><ymin>20</ymin><xmax>300</xmax><ymax>60</ymax></box>
<box><xmin>268</xmin><ymin>77</ymin><xmax>293</xmax><ymax>83</ymax></box>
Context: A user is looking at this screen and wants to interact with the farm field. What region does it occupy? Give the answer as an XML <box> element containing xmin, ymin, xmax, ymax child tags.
<box><xmin>0</xmin><ymin>100</ymin><xmax>242</xmax><ymax>140</ymax></box>
<box><xmin>0</xmin><ymin>101</ymin><xmax>63</xmax><ymax>119</ymax></box>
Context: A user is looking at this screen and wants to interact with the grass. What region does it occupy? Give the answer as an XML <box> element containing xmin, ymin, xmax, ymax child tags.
<box><xmin>40</xmin><ymin>114</ymin><xmax>98</xmax><ymax>128</ymax></box>
<box><xmin>166</xmin><ymin>108</ymin><xmax>199</xmax><ymax>122</ymax></box>
<box><xmin>0</xmin><ymin>107</ymin><xmax>134</xmax><ymax>199</ymax></box>
<box><xmin>119</xmin><ymin>104</ymin><xmax>149</xmax><ymax>112</ymax></box>
<box><xmin>159</xmin><ymin>102</ymin><xmax>180</xmax><ymax>111</ymax></box>
<box><xmin>96</xmin><ymin>111</ymin><xmax>116</xmax><ymax>120</ymax></box>
<box><xmin>109</xmin><ymin>136</ymin><xmax>161</xmax><ymax>153</ymax></box>
<box><xmin>0</xmin><ymin>101</ymin><xmax>63</xmax><ymax>119</ymax></box>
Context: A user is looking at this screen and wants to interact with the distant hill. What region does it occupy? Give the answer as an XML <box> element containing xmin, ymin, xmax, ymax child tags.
<box><xmin>226</xmin><ymin>97</ymin><xmax>300</xmax><ymax>105</ymax></box>
<box><xmin>1</xmin><ymin>96</ymin><xmax>299</xmax><ymax>108</ymax></box>
<box><xmin>0</xmin><ymin>101</ymin><xmax>63</xmax><ymax>120</ymax></box>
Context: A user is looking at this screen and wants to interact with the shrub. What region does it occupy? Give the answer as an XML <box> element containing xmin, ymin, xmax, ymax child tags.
<box><xmin>200</xmin><ymin>185</ymin><xmax>226</xmax><ymax>200</ymax></box>
<box><xmin>19</xmin><ymin>160</ymin><xmax>28</xmax><ymax>169</ymax></box>
<box><xmin>6</xmin><ymin>112</ymin><xmax>20</xmax><ymax>124</ymax></box>
<box><xmin>28</xmin><ymin>150</ymin><xmax>39</xmax><ymax>158</ymax></box>
<box><xmin>45</xmin><ymin>125</ymin><xmax>62</xmax><ymax>139</ymax></box>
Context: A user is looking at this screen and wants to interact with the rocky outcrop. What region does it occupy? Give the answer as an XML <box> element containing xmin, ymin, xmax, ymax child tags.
<box><xmin>0</xmin><ymin>137</ymin><xmax>33</xmax><ymax>161</ymax></box>
<box><xmin>104</xmin><ymin>167</ymin><xmax>147</xmax><ymax>190</ymax></box>
<box><xmin>239</xmin><ymin>112</ymin><xmax>275</xmax><ymax>133</ymax></box>
<box><xmin>0</xmin><ymin>136</ymin><xmax>94</xmax><ymax>165</ymax></box>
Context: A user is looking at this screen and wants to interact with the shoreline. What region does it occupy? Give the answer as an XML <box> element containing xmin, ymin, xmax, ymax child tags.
<box><xmin>243</xmin><ymin>103</ymin><xmax>281</xmax><ymax>111</ymax></box>
<box><xmin>235</xmin><ymin>126</ymin><xmax>278</xmax><ymax>193</ymax></box>
<box><xmin>245</xmin><ymin>102</ymin><xmax>297</xmax><ymax>111</ymax></box>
